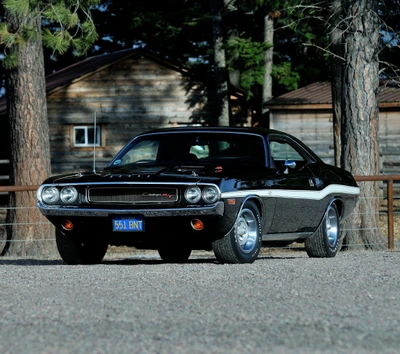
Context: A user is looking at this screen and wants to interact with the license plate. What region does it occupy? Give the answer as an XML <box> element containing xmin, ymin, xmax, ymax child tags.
<box><xmin>112</xmin><ymin>217</ymin><xmax>144</xmax><ymax>232</ymax></box>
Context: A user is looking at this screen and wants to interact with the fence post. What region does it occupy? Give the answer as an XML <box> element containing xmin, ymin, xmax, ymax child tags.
<box><xmin>387</xmin><ymin>179</ymin><xmax>394</xmax><ymax>249</ymax></box>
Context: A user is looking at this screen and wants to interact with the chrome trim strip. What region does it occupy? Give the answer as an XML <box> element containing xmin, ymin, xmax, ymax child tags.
<box><xmin>39</xmin><ymin>181</ymin><xmax>220</xmax><ymax>187</ymax></box>
<box><xmin>262</xmin><ymin>232</ymin><xmax>313</xmax><ymax>241</ymax></box>
<box><xmin>37</xmin><ymin>201</ymin><xmax>225</xmax><ymax>218</ymax></box>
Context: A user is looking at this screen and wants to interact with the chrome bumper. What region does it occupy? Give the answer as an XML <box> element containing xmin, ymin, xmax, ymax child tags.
<box><xmin>37</xmin><ymin>201</ymin><xmax>225</xmax><ymax>218</ymax></box>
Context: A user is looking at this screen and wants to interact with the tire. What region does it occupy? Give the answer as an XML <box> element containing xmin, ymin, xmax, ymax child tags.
<box><xmin>305</xmin><ymin>203</ymin><xmax>340</xmax><ymax>258</ymax></box>
<box><xmin>212</xmin><ymin>200</ymin><xmax>261</xmax><ymax>264</ymax></box>
<box><xmin>56</xmin><ymin>228</ymin><xmax>108</xmax><ymax>265</ymax></box>
<box><xmin>157</xmin><ymin>245</ymin><xmax>192</xmax><ymax>263</ymax></box>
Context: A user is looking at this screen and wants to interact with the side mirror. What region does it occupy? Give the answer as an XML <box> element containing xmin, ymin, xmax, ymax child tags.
<box><xmin>283</xmin><ymin>160</ymin><xmax>296</xmax><ymax>174</ymax></box>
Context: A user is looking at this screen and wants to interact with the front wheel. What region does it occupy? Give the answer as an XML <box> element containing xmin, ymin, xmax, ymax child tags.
<box><xmin>56</xmin><ymin>228</ymin><xmax>108</xmax><ymax>265</ymax></box>
<box><xmin>305</xmin><ymin>203</ymin><xmax>341</xmax><ymax>258</ymax></box>
<box><xmin>212</xmin><ymin>201</ymin><xmax>262</xmax><ymax>264</ymax></box>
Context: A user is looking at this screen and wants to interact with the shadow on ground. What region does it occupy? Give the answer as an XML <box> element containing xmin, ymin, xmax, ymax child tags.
<box><xmin>0</xmin><ymin>252</ymin><xmax>300</xmax><ymax>266</ymax></box>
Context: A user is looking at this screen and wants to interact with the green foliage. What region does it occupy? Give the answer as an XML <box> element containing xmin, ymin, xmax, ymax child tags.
<box><xmin>272</xmin><ymin>62</ymin><xmax>301</xmax><ymax>91</ymax></box>
<box><xmin>2</xmin><ymin>52</ymin><xmax>18</xmax><ymax>69</ymax></box>
<box><xmin>0</xmin><ymin>0</ymin><xmax>100</xmax><ymax>68</ymax></box>
<box><xmin>225</xmin><ymin>37</ymin><xmax>271</xmax><ymax>98</ymax></box>
<box><xmin>42</xmin><ymin>29</ymin><xmax>71</xmax><ymax>55</ymax></box>
<box><xmin>0</xmin><ymin>22</ymin><xmax>16</xmax><ymax>46</ymax></box>
<box><xmin>2</xmin><ymin>0</ymin><xmax>30</xmax><ymax>16</ymax></box>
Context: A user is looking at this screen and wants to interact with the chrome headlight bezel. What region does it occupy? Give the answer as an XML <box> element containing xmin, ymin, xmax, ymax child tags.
<box><xmin>202</xmin><ymin>186</ymin><xmax>219</xmax><ymax>204</ymax></box>
<box><xmin>184</xmin><ymin>186</ymin><xmax>202</xmax><ymax>204</ymax></box>
<box><xmin>60</xmin><ymin>186</ymin><xmax>79</xmax><ymax>204</ymax></box>
<box><xmin>41</xmin><ymin>186</ymin><xmax>60</xmax><ymax>205</ymax></box>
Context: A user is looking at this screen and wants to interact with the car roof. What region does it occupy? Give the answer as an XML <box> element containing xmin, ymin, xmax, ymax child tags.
<box><xmin>138</xmin><ymin>126</ymin><xmax>283</xmax><ymax>136</ymax></box>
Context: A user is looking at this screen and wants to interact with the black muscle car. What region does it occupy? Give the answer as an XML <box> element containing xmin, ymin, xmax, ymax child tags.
<box><xmin>37</xmin><ymin>127</ymin><xmax>359</xmax><ymax>264</ymax></box>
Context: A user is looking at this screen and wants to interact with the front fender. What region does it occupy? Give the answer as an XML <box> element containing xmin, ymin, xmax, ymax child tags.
<box><xmin>214</xmin><ymin>195</ymin><xmax>269</xmax><ymax>238</ymax></box>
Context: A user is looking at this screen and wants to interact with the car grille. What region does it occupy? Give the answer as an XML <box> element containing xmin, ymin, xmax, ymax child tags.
<box><xmin>88</xmin><ymin>187</ymin><xmax>179</xmax><ymax>204</ymax></box>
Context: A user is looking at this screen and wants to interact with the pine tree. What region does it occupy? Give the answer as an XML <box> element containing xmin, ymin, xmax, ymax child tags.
<box><xmin>0</xmin><ymin>0</ymin><xmax>99</xmax><ymax>256</ymax></box>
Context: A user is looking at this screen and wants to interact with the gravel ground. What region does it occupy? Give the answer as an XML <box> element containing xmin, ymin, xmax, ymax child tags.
<box><xmin>0</xmin><ymin>250</ymin><xmax>400</xmax><ymax>354</ymax></box>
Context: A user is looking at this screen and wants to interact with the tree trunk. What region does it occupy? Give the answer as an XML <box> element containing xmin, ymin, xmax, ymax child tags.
<box><xmin>2</xmin><ymin>8</ymin><xmax>55</xmax><ymax>256</ymax></box>
<box><xmin>224</xmin><ymin>0</ymin><xmax>240</xmax><ymax>88</ymax></box>
<box><xmin>330</xmin><ymin>0</ymin><xmax>344</xmax><ymax>167</ymax></box>
<box><xmin>209</xmin><ymin>0</ymin><xmax>230</xmax><ymax>126</ymax></box>
<box><xmin>340</xmin><ymin>0</ymin><xmax>385</xmax><ymax>249</ymax></box>
<box><xmin>262</xmin><ymin>12</ymin><xmax>274</xmax><ymax>127</ymax></box>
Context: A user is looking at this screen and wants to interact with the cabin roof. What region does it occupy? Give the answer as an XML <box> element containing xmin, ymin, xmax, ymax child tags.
<box><xmin>265</xmin><ymin>81</ymin><xmax>400</xmax><ymax>109</ymax></box>
<box><xmin>0</xmin><ymin>48</ymin><xmax>194</xmax><ymax>115</ymax></box>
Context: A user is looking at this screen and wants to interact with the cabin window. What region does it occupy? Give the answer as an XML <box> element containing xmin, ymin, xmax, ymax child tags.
<box><xmin>74</xmin><ymin>126</ymin><xmax>101</xmax><ymax>147</ymax></box>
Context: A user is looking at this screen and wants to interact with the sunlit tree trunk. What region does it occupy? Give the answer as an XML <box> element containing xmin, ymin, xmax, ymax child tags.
<box><xmin>334</xmin><ymin>0</ymin><xmax>385</xmax><ymax>249</ymax></box>
<box><xmin>330</xmin><ymin>0</ymin><xmax>344</xmax><ymax>167</ymax></box>
<box><xmin>3</xmin><ymin>8</ymin><xmax>55</xmax><ymax>256</ymax></box>
<box><xmin>224</xmin><ymin>0</ymin><xmax>240</xmax><ymax>88</ymax></box>
<box><xmin>209</xmin><ymin>0</ymin><xmax>230</xmax><ymax>126</ymax></box>
<box><xmin>262</xmin><ymin>11</ymin><xmax>274</xmax><ymax>126</ymax></box>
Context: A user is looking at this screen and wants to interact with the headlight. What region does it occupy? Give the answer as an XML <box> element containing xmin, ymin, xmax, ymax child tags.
<box><xmin>185</xmin><ymin>186</ymin><xmax>201</xmax><ymax>203</ymax></box>
<box><xmin>60</xmin><ymin>186</ymin><xmax>78</xmax><ymax>204</ymax></box>
<box><xmin>41</xmin><ymin>186</ymin><xmax>60</xmax><ymax>204</ymax></box>
<box><xmin>202</xmin><ymin>186</ymin><xmax>219</xmax><ymax>204</ymax></box>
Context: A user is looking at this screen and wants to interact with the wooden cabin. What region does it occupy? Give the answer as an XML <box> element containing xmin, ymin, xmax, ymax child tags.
<box><xmin>265</xmin><ymin>81</ymin><xmax>400</xmax><ymax>173</ymax></box>
<box><xmin>0</xmin><ymin>48</ymin><xmax>250</xmax><ymax>179</ymax></box>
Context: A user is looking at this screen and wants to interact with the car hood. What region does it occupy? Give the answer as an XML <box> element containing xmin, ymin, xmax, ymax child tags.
<box><xmin>42</xmin><ymin>164</ymin><xmax>235</xmax><ymax>185</ymax></box>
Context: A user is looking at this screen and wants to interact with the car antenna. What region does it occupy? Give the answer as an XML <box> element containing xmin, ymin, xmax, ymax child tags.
<box><xmin>93</xmin><ymin>111</ymin><xmax>97</xmax><ymax>174</ymax></box>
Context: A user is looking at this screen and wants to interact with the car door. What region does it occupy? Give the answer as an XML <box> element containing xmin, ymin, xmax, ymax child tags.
<box><xmin>266</xmin><ymin>134</ymin><xmax>323</xmax><ymax>234</ymax></box>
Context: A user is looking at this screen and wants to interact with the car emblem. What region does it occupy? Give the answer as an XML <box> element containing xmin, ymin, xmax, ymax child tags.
<box><xmin>142</xmin><ymin>192</ymin><xmax>173</xmax><ymax>199</ymax></box>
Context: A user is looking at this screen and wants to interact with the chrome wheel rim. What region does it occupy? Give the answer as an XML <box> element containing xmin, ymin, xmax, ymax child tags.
<box><xmin>326</xmin><ymin>206</ymin><xmax>339</xmax><ymax>248</ymax></box>
<box><xmin>235</xmin><ymin>208</ymin><xmax>258</xmax><ymax>254</ymax></box>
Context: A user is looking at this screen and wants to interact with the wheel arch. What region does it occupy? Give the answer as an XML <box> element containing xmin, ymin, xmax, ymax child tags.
<box><xmin>330</xmin><ymin>197</ymin><xmax>345</xmax><ymax>219</ymax></box>
<box><xmin>224</xmin><ymin>195</ymin><xmax>263</xmax><ymax>237</ymax></box>
<box><xmin>314</xmin><ymin>197</ymin><xmax>343</xmax><ymax>232</ymax></box>
<box><xmin>243</xmin><ymin>195</ymin><xmax>263</xmax><ymax>216</ymax></box>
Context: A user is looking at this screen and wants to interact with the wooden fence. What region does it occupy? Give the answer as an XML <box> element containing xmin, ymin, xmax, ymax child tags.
<box><xmin>1</xmin><ymin>176</ymin><xmax>400</xmax><ymax>250</ymax></box>
<box><xmin>354</xmin><ymin>175</ymin><xmax>400</xmax><ymax>250</ymax></box>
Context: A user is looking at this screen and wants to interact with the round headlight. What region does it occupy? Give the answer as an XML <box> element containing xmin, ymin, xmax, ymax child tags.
<box><xmin>42</xmin><ymin>186</ymin><xmax>60</xmax><ymax>204</ymax></box>
<box><xmin>202</xmin><ymin>186</ymin><xmax>219</xmax><ymax>204</ymax></box>
<box><xmin>60</xmin><ymin>186</ymin><xmax>79</xmax><ymax>204</ymax></box>
<box><xmin>185</xmin><ymin>186</ymin><xmax>201</xmax><ymax>204</ymax></box>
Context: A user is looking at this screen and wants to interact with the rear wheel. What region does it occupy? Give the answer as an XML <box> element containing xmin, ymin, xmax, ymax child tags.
<box><xmin>212</xmin><ymin>201</ymin><xmax>261</xmax><ymax>264</ymax></box>
<box><xmin>305</xmin><ymin>203</ymin><xmax>341</xmax><ymax>258</ymax></box>
<box><xmin>56</xmin><ymin>228</ymin><xmax>108</xmax><ymax>265</ymax></box>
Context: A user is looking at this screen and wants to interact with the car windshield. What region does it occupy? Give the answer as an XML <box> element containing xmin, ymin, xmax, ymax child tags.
<box><xmin>108</xmin><ymin>132</ymin><xmax>266</xmax><ymax>168</ymax></box>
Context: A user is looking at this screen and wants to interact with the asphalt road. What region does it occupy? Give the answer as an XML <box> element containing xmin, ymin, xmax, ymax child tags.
<box><xmin>0</xmin><ymin>250</ymin><xmax>400</xmax><ymax>354</ymax></box>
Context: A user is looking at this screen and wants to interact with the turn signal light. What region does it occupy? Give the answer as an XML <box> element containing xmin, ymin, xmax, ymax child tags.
<box><xmin>190</xmin><ymin>219</ymin><xmax>204</xmax><ymax>231</ymax></box>
<box><xmin>61</xmin><ymin>219</ymin><xmax>74</xmax><ymax>231</ymax></box>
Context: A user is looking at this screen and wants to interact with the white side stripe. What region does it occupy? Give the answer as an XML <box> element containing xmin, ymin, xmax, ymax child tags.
<box><xmin>220</xmin><ymin>184</ymin><xmax>360</xmax><ymax>201</ymax></box>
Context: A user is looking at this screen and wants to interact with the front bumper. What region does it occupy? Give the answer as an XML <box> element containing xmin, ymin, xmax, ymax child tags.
<box><xmin>37</xmin><ymin>201</ymin><xmax>225</xmax><ymax>218</ymax></box>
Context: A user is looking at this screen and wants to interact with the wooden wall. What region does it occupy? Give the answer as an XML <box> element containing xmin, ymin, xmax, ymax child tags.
<box><xmin>269</xmin><ymin>109</ymin><xmax>335</xmax><ymax>165</ymax></box>
<box><xmin>270</xmin><ymin>108</ymin><xmax>400</xmax><ymax>174</ymax></box>
<box><xmin>47</xmin><ymin>55</ymin><xmax>214</xmax><ymax>174</ymax></box>
<box><xmin>379</xmin><ymin>109</ymin><xmax>400</xmax><ymax>174</ymax></box>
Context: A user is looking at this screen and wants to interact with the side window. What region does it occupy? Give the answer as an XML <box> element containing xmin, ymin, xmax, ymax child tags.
<box><xmin>189</xmin><ymin>138</ymin><xmax>265</xmax><ymax>165</ymax></box>
<box><xmin>270</xmin><ymin>141</ymin><xmax>305</xmax><ymax>162</ymax></box>
<box><xmin>269</xmin><ymin>138</ymin><xmax>310</xmax><ymax>171</ymax></box>
<box><xmin>74</xmin><ymin>126</ymin><xmax>101</xmax><ymax>147</ymax></box>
